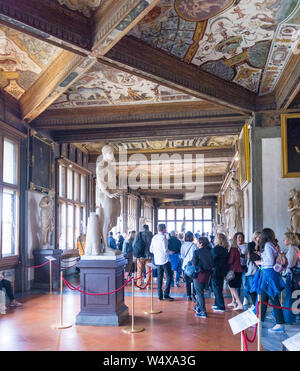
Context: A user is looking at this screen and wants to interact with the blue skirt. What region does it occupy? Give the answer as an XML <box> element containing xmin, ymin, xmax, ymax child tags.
<box><xmin>169</xmin><ymin>253</ymin><xmax>181</xmax><ymax>272</ymax></box>
<box><xmin>251</xmin><ymin>268</ymin><xmax>285</xmax><ymax>299</ymax></box>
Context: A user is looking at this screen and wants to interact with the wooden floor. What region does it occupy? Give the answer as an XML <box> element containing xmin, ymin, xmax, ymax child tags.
<box><xmin>0</xmin><ymin>282</ymin><xmax>260</xmax><ymax>351</ymax></box>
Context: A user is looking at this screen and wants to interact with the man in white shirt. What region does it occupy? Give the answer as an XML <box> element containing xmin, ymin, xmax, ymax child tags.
<box><xmin>150</xmin><ymin>223</ymin><xmax>174</xmax><ymax>301</ymax></box>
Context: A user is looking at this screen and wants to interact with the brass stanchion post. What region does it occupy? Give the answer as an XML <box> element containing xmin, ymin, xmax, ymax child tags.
<box><xmin>49</xmin><ymin>260</ymin><xmax>52</xmax><ymax>294</ymax></box>
<box><xmin>52</xmin><ymin>270</ymin><xmax>72</xmax><ymax>329</ymax></box>
<box><xmin>145</xmin><ymin>270</ymin><xmax>161</xmax><ymax>315</ymax></box>
<box><xmin>123</xmin><ymin>274</ymin><xmax>145</xmax><ymax>333</ymax></box>
<box><xmin>241</xmin><ymin>332</ymin><xmax>244</xmax><ymax>351</ymax></box>
<box><xmin>257</xmin><ymin>295</ymin><xmax>262</xmax><ymax>351</ymax></box>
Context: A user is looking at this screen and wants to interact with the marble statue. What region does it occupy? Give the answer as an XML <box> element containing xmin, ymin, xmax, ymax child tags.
<box><xmin>39</xmin><ymin>189</ymin><xmax>55</xmax><ymax>248</ymax></box>
<box><xmin>85</xmin><ymin>212</ymin><xmax>102</xmax><ymax>256</ymax></box>
<box><xmin>288</xmin><ymin>188</ymin><xmax>300</xmax><ymax>233</ymax></box>
<box><xmin>213</xmin><ymin>219</ymin><xmax>227</xmax><ymax>235</ymax></box>
<box><xmin>224</xmin><ymin>177</ymin><xmax>244</xmax><ymax>239</ymax></box>
<box><xmin>96</xmin><ymin>144</ymin><xmax>121</xmax><ymax>255</ymax></box>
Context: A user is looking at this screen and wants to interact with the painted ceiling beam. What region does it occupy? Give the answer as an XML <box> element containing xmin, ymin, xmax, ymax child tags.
<box><xmin>19</xmin><ymin>51</ymin><xmax>97</xmax><ymax>123</ymax></box>
<box><xmin>91</xmin><ymin>0</ymin><xmax>160</xmax><ymax>56</ymax></box>
<box><xmin>101</xmin><ymin>36</ymin><xmax>257</xmax><ymax>115</ymax></box>
<box><xmin>0</xmin><ymin>0</ymin><xmax>91</xmax><ymax>55</ymax></box>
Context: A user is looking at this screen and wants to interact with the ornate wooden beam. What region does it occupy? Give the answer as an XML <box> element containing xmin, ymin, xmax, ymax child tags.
<box><xmin>101</xmin><ymin>36</ymin><xmax>257</xmax><ymax>115</ymax></box>
<box><xmin>19</xmin><ymin>51</ymin><xmax>97</xmax><ymax>123</ymax></box>
<box><xmin>91</xmin><ymin>0</ymin><xmax>160</xmax><ymax>56</ymax></box>
<box><xmin>273</xmin><ymin>51</ymin><xmax>300</xmax><ymax>111</ymax></box>
<box><xmin>0</xmin><ymin>0</ymin><xmax>91</xmax><ymax>54</ymax></box>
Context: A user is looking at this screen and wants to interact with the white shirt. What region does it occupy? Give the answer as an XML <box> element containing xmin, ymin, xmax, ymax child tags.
<box><xmin>150</xmin><ymin>232</ymin><xmax>169</xmax><ymax>266</ymax></box>
<box><xmin>181</xmin><ymin>242</ymin><xmax>197</xmax><ymax>270</ymax></box>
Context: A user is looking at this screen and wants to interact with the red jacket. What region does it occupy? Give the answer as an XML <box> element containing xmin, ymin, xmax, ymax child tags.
<box><xmin>228</xmin><ymin>247</ymin><xmax>242</xmax><ymax>273</ymax></box>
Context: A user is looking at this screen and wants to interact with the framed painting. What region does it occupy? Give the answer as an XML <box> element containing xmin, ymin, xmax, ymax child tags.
<box><xmin>29</xmin><ymin>131</ymin><xmax>54</xmax><ymax>193</ymax></box>
<box><xmin>281</xmin><ymin>114</ymin><xmax>300</xmax><ymax>178</ymax></box>
<box><xmin>238</xmin><ymin>123</ymin><xmax>251</xmax><ymax>189</ymax></box>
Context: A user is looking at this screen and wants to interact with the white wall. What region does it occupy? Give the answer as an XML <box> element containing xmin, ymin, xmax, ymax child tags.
<box><xmin>262</xmin><ymin>137</ymin><xmax>300</xmax><ymax>247</ymax></box>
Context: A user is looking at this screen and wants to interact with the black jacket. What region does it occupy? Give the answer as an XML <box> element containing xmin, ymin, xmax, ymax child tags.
<box><xmin>192</xmin><ymin>247</ymin><xmax>214</xmax><ymax>272</ymax></box>
<box><xmin>168</xmin><ymin>236</ymin><xmax>181</xmax><ymax>254</ymax></box>
<box><xmin>211</xmin><ymin>245</ymin><xmax>229</xmax><ymax>279</ymax></box>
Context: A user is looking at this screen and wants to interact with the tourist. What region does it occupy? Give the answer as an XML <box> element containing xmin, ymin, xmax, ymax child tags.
<box><xmin>168</xmin><ymin>231</ymin><xmax>182</xmax><ymax>287</ymax></box>
<box><xmin>0</xmin><ymin>274</ymin><xmax>22</xmax><ymax>307</ymax></box>
<box><xmin>108</xmin><ymin>231</ymin><xmax>117</xmax><ymax>250</ymax></box>
<box><xmin>122</xmin><ymin>230</ymin><xmax>136</xmax><ymax>276</ymax></box>
<box><xmin>150</xmin><ymin>224</ymin><xmax>174</xmax><ymax>301</ymax></box>
<box><xmin>246</xmin><ymin>232</ymin><xmax>261</xmax><ymax>305</ymax></box>
<box><xmin>227</xmin><ymin>233</ymin><xmax>244</xmax><ymax>311</ymax></box>
<box><xmin>135</xmin><ymin>225</ymin><xmax>153</xmax><ymax>288</ymax></box>
<box><xmin>283</xmin><ymin>232</ymin><xmax>300</xmax><ymax>324</ymax></box>
<box><xmin>211</xmin><ymin>233</ymin><xmax>229</xmax><ymax>313</ymax></box>
<box><xmin>178</xmin><ymin>232</ymin><xmax>185</xmax><ymax>245</ymax></box>
<box><xmin>181</xmin><ymin>231</ymin><xmax>197</xmax><ymax>301</ymax></box>
<box><xmin>235</xmin><ymin>232</ymin><xmax>249</xmax><ymax>305</ymax></box>
<box><xmin>192</xmin><ymin>237</ymin><xmax>214</xmax><ymax>318</ymax></box>
<box><xmin>116</xmin><ymin>232</ymin><xmax>125</xmax><ymax>251</ymax></box>
<box><xmin>254</xmin><ymin>228</ymin><xmax>285</xmax><ymax>332</ymax></box>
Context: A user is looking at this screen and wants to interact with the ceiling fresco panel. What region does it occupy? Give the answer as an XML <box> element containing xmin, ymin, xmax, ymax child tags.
<box><xmin>130</xmin><ymin>0</ymin><xmax>300</xmax><ymax>95</ymax></box>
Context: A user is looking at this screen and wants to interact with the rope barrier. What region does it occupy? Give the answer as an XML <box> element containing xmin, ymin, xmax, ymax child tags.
<box><xmin>134</xmin><ymin>272</ymin><xmax>152</xmax><ymax>289</ymax></box>
<box><xmin>261</xmin><ymin>301</ymin><xmax>294</xmax><ymax>311</ymax></box>
<box><xmin>19</xmin><ymin>260</ymin><xmax>49</xmax><ymax>269</ymax></box>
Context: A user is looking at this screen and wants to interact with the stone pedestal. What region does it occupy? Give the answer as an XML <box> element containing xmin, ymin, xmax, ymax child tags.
<box><xmin>76</xmin><ymin>254</ymin><xmax>129</xmax><ymax>326</ymax></box>
<box><xmin>32</xmin><ymin>248</ymin><xmax>63</xmax><ymax>290</ymax></box>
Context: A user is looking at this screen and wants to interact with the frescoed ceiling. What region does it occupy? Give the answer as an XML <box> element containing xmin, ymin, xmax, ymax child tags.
<box><xmin>56</xmin><ymin>0</ymin><xmax>102</xmax><ymax>17</ymax></box>
<box><xmin>49</xmin><ymin>62</ymin><xmax>201</xmax><ymax>109</ymax></box>
<box><xmin>0</xmin><ymin>25</ymin><xmax>62</xmax><ymax>100</ymax></box>
<box><xmin>129</xmin><ymin>0</ymin><xmax>300</xmax><ymax>95</ymax></box>
<box><xmin>74</xmin><ymin>135</ymin><xmax>238</xmax><ymax>153</ymax></box>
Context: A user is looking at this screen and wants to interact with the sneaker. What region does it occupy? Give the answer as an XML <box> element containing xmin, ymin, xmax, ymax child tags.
<box><xmin>213</xmin><ymin>307</ymin><xmax>225</xmax><ymax>313</ymax></box>
<box><xmin>10</xmin><ymin>300</ymin><xmax>22</xmax><ymax>307</ymax></box>
<box><xmin>212</xmin><ymin>304</ymin><xmax>218</xmax><ymax>309</ymax></box>
<box><xmin>268</xmin><ymin>325</ymin><xmax>285</xmax><ymax>333</ymax></box>
<box><xmin>228</xmin><ymin>302</ymin><xmax>236</xmax><ymax>307</ymax></box>
<box><xmin>195</xmin><ymin>311</ymin><xmax>207</xmax><ymax>318</ymax></box>
<box><xmin>164</xmin><ymin>296</ymin><xmax>174</xmax><ymax>301</ymax></box>
<box><xmin>193</xmin><ymin>305</ymin><xmax>200</xmax><ymax>313</ymax></box>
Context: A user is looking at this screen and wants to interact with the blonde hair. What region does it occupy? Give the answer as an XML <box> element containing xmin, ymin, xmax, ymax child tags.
<box><xmin>216</xmin><ymin>233</ymin><xmax>229</xmax><ymax>250</ymax></box>
<box><xmin>126</xmin><ymin>230</ymin><xmax>136</xmax><ymax>242</ymax></box>
<box><xmin>252</xmin><ymin>231</ymin><xmax>261</xmax><ymax>242</ymax></box>
<box><xmin>284</xmin><ymin>232</ymin><xmax>299</xmax><ymax>246</ymax></box>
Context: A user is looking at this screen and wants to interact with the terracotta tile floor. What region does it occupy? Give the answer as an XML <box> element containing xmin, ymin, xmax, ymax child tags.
<box><xmin>0</xmin><ymin>281</ymin><xmax>260</xmax><ymax>351</ymax></box>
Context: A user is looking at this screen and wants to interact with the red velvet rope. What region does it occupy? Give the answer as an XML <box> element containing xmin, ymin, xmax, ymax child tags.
<box><xmin>242</xmin><ymin>331</ymin><xmax>249</xmax><ymax>351</ymax></box>
<box><xmin>261</xmin><ymin>301</ymin><xmax>294</xmax><ymax>311</ymax></box>
<box><xmin>243</xmin><ymin>301</ymin><xmax>259</xmax><ymax>344</ymax></box>
<box><xmin>19</xmin><ymin>260</ymin><xmax>49</xmax><ymax>269</ymax></box>
<box><xmin>134</xmin><ymin>272</ymin><xmax>152</xmax><ymax>289</ymax></box>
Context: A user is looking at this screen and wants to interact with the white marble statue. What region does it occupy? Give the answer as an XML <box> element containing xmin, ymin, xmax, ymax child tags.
<box><xmin>39</xmin><ymin>189</ymin><xmax>55</xmax><ymax>248</ymax></box>
<box><xmin>96</xmin><ymin>145</ymin><xmax>121</xmax><ymax>255</ymax></box>
<box><xmin>224</xmin><ymin>178</ymin><xmax>244</xmax><ymax>239</ymax></box>
<box><xmin>85</xmin><ymin>212</ymin><xmax>102</xmax><ymax>256</ymax></box>
<box><xmin>288</xmin><ymin>188</ymin><xmax>300</xmax><ymax>233</ymax></box>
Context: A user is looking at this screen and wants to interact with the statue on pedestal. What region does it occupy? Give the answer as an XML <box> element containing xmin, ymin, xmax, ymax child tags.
<box><xmin>95</xmin><ymin>145</ymin><xmax>122</xmax><ymax>255</ymax></box>
<box><xmin>39</xmin><ymin>189</ymin><xmax>55</xmax><ymax>249</ymax></box>
<box><xmin>288</xmin><ymin>188</ymin><xmax>300</xmax><ymax>233</ymax></box>
<box><xmin>224</xmin><ymin>178</ymin><xmax>244</xmax><ymax>239</ymax></box>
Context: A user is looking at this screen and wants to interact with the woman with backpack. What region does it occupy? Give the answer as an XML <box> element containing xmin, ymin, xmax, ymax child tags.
<box><xmin>180</xmin><ymin>231</ymin><xmax>197</xmax><ymax>301</ymax></box>
<box><xmin>192</xmin><ymin>237</ymin><xmax>214</xmax><ymax>318</ymax></box>
<box><xmin>283</xmin><ymin>232</ymin><xmax>300</xmax><ymax>324</ymax></box>
<box><xmin>254</xmin><ymin>228</ymin><xmax>285</xmax><ymax>332</ymax></box>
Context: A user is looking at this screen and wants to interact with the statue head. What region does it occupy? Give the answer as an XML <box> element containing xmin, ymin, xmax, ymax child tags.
<box><xmin>101</xmin><ymin>144</ymin><xmax>115</xmax><ymax>162</ymax></box>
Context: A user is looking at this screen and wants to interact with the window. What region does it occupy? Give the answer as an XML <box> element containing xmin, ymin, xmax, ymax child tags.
<box><xmin>57</xmin><ymin>159</ymin><xmax>90</xmax><ymax>250</ymax></box>
<box><xmin>158</xmin><ymin>207</ymin><xmax>213</xmax><ymax>234</ymax></box>
<box><xmin>0</xmin><ymin>137</ymin><xmax>20</xmax><ymax>260</ymax></box>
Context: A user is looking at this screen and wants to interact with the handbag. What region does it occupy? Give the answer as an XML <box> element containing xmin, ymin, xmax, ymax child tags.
<box><xmin>184</xmin><ymin>261</ymin><xmax>200</xmax><ymax>279</ymax></box>
<box><xmin>225</xmin><ymin>270</ymin><xmax>235</xmax><ymax>282</ymax></box>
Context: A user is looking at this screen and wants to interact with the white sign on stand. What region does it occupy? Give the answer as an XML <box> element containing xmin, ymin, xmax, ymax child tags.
<box><xmin>147</xmin><ymin>263</ymin><xmax>157</xmax><ymax>270</ymax></box>
<box><xmin>282</xmin><ymin>332</ymin><xmax>300</xmax><ymax>351</ymax></box>
<box><xmin>45</xmin><ymin>256</ymin><xmax>56</xmax><ymax>262</ymax></box>
<box><xmin>228</xmin><ymin>309</ymin><xmax>259</xmax><ymax>335</ymax></box>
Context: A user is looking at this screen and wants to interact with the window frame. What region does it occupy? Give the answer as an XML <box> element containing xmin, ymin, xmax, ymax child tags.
<box><xmin>56</xmin><ymin>157</ymin><xmax>91</xmax><ymax>252</ymax></box>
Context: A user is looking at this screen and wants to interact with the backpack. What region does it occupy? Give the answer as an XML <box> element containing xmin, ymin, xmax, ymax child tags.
<box><xmin>132</xmin><ymin>232</ymin><xmax>146</xmax><ymax>258</ymax></box>
<box><xmin>272</xmin><ymin>244</ymin><xmax>288</xmax><ymax>273</ymax></box>
<box><xmin>291</xmin><ymin>250</ymin><xmax>300</xmax><ymax>290</ymax></box>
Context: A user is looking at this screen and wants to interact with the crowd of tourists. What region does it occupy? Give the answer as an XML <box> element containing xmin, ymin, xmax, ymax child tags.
<box><xmin>111</xmin><ymin>224</ymin><xmax>300</xmax><ymax>333</ymax></box>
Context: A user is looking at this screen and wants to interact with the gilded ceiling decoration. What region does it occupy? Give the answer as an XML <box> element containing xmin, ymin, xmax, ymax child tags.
<box><xmin>57</xmin><ymin>0</ymin><xmax>102</xmax><ymax>17</ymax></box>
<box><xmin>130</xmin><ymin>0</ymin><xmax>300</xmax><ymax>95</ymax></box>
<box><xmin>0</xmin><ymin>25</ymin><xmax>62</xmax><ymax>100</ymax></box>
<box><xmin>49</xmin><ymin>62</ymin><xmax>200</xmax><ymax>109</ymax></box>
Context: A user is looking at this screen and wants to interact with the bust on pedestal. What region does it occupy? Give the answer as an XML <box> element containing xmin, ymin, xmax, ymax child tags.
<box><xmin>76</xmin><ymin>145</ymin><xmax>128</xmax><ymax>326</ymax></box>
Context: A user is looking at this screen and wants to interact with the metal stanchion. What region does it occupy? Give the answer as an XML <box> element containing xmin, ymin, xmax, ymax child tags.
<box><xmin>145</xmin><ymin>267</ymin><xmax>161</xmax><ymax>315</ymax></box>
<box><xmin>257</xmin><ymin>295</ymin><xmax>262</xmax><ymax>351</ymax></box>
<box><xmin>45</xmin><ymin>256</ymin><xmax>56</xmax><ymax>295</ymax></box>
<box><xmin>123</xmin><ymin>274</ymin><xmax>145</xmax><ymax>334</ymax></box>
<box><xmin>52</xmin><ymin>271</ymin><xmax>72</xmax><ymax>329</ymax></box>
<box><xmin>241</xmin><ymin>332</ymin><xmax>244</xmax><ymax>351</ymax></box>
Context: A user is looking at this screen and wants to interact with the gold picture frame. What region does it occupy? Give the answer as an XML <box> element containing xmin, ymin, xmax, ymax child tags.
<box><xmin>281</xmin><ymin>113</ymin><xmax>300</xmax><ymax>178</ymax></box>
<box><xmin>238</xmin><ymin>123</ymin><xmax>251</xmax><ymax>189</ymax></box>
